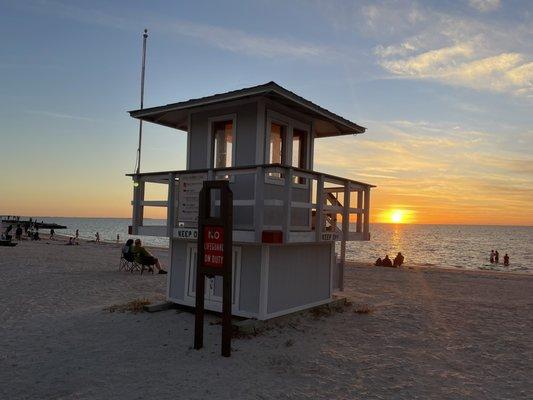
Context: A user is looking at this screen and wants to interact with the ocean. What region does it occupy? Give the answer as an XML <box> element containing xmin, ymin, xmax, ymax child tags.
<box><xmin>36</xmin><ymin>217</ymin><xmax>532</xmax><ymax>274</ymax></box>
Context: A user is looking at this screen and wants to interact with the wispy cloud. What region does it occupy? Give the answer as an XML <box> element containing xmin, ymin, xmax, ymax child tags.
<box><xmin>26</xmin><ymin>110</ymin><xmax>96</xmax><ymax>122</ymax></box>
<box><xmin>380</xmin><ymin>49</ymin><xmax>533</xmax><ymax>96</ymax></box>
<box><xmin>467</xmin><ymin>0</ymin><xmax>501</xmax><ymax>12</ymax></box>
<box><xmin>313</xmin><ymin>118</ymin><xmax>533</xmax><ymax>224</ymax></box>
<box><xmin>315</xmin><ymin>0</ymin><xmax>532</xmax><ymax>97</ymax></box>
<box><xmin>17</xmin><ymin>0</ymin><xmax>335</xmax><ymax>61</ymax></box>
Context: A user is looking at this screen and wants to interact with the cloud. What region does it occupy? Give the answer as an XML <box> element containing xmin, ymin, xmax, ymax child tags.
<box><xmin>468</xmin><ymin>0</ymin><xmax>501</xmax><ymax>12</ymax></box>
<box><xmin>379</xmin><ymin>44</ymin><xmax>474</xmax><ymax>76</ymax></box>
<box><xmin>380</xmin><ymin>48</ymin><xmax>533</xmax><ymax>96</ymax></box>
<box><xmin>158</xmin><ymin>21</ymin><xmax>329</xmax><ymax>59</ymax></box>
<box><xmin>26</xmin><ymin>110</ymin><xmax>96</xmax><ymax>122</ymax></box>
<box><xmin>357</xmin><ymin>1</ymin><xmax>533</xmax><ymax>96</ymax></box>
<box><xmin>17</xmin><ymin>0</ymin><xmax>334</xmax><ymax>61</ymax></box>
<box><xmin>313</xmin><ymin>118</ymin><xmax>533</xmax><ymax>224</ymax></box>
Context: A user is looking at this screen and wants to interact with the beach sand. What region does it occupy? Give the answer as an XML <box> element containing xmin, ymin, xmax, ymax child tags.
<box><xmin>1</xmin><ymin>237</ymin><xmax>531</xmax><ymax>399</ymax></box>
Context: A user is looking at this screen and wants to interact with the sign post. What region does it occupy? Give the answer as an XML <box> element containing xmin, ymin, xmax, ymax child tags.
<box><xmin>194</xmin><ymin>180</ymin><xmax>233</xmax><ymax>357</ymax></box>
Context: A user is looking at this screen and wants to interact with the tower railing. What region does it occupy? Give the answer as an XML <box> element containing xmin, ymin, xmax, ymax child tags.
<box><xmin>128</xmin><ymin>164</ymin><xmax>373</xmax><ymax>244</ymax></box>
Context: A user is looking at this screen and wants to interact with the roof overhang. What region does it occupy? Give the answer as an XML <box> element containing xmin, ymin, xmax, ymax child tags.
<box><xmin>128</xmin><ymin>82</ymin><xmax>366</xmax><ymax>138</ymax></box>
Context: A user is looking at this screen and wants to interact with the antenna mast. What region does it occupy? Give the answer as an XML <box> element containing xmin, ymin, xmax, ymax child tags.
<box><xmin>135</xmin><ymin>29</ymin><xmax>148</xmax><ymax>174</ymax></box>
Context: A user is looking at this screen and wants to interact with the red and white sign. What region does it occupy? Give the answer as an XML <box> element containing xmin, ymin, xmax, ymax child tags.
<box><xmin>203</xmin><ymin>226</ymin><xmax>224</xmax><ymax>267</ymax></box>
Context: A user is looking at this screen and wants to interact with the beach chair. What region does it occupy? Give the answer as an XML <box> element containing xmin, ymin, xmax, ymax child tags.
<box><xmin>139</xmin><ymin>262</ymin><xmax>154</xmax><ymax>275</ymax></box>
<box><xmin>127</xmin><ymin>256</ymin><xmax>154</xmax><ymax>275</ymax></box>
<box><xmin>119</xmin><ymin>253</ymin><xmax>135</xmax><ymax>272</ymax></box>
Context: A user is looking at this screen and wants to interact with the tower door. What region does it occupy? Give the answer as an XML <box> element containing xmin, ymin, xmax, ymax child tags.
<box><xmin>185</xmin><ymin>243</ymin><xmax>241</xmax><ymax>309</ymax></box>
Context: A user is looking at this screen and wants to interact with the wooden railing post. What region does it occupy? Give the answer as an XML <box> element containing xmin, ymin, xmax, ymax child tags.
<box><xmin>356</xmin><ymin>189</ymin><xmax>363</xmax><ymax>233</ymax></box>
<box><xmin>132</xmin><ymin>178</ymin><xmax>145</xmax><ymax>235</ymax></box>
<box><xmin>339</xmin><ymin>182</ymin><xmax>350</xmax><ymax>291</ymax></box>
<box><xmin>363</xmin><ymin>188</ymin><xmax>370</xmax><ymax>237</ymax></box>
<box><xmin>282</xmin><ymin>168</ymin><xmax>293</xmax><ymax>243</ymax></box>
<box><xmin>166</xmin><ymin>173</ymin><xmax>176</xmax><ymax>237</ymax></box>
<box><xmin>254</xmin><ymin>166</ymin><xmax>264</xmax><ymax>242</ymax></box>
<box><xmin>315</xmin><ymin>175</ymin><xmax>325</xmax><ymax>242</ymax></box>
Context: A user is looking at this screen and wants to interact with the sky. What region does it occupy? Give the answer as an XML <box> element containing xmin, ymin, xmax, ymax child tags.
<box><xmin>0</xmin><ymin>0</ymin><xmax>532</xmax><ymax>225</ymax></box>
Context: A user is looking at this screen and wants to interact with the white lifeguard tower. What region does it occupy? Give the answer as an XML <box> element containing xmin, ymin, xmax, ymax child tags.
<box><xmin>128</xmin><ymin>82</ymin><xmax>374</xmax><ymax>320</ymax></box>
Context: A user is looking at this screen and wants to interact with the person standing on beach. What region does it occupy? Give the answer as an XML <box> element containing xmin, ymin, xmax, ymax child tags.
<box><xmin>495</xmin><ymin>250</ymin><xmax>499</xmax><ymax>264</ymax></box>
<box><xmin>504</xmin><ymin>254</ymin><xmax>509</xmax><ymax>266</ymax></box>
<box><xmin>15</xmin><ymin>225</ymin><xmax>22</xmax><ymax>241</ymax></box>
<box><xmin>490</xmin><ymin>250</ymin><xmax>495</xmax><ymax>263</ymax></box>
<box><xmin>95</xmin><ymin>232</ymin><xmax>100</xmax><ymax>243</ymax></box>
<box><xmin>50</xmin><ymin>228</ymin><xmax>55</xmax><ymax>240</ymax></box>
<box><xmin>116</xmin><ymin>234</ymin><xmax>120</xmax><ymax>243</ymax></box>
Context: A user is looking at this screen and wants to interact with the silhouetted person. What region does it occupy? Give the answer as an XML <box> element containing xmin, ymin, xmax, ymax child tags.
<box><xmin>382</xmin><ymin>255</ymin><xmax>393</xmax><ymax>267</ymax></box>
<box><xmin>50</xmin><ymin>228</ymin><xmax>55</xmax><ymax>240</ymax></box>
<box><xmin>133</xmin><ymin>239</ymin><xmax>167</xmax><ymax>274</ymax></box>
<box><xmin>15</xmin><ymin>225</ymin><xmax>22</xmax><ymax>241</ymax></box>
<box><xmin>393</xmin><ymin>252</ymin><xmax>404</xmax><ymax>267</ymax></box>
<box><xmin>490</xmin><ymin>250</ymin><xmax>495</xmax><ymax>264</ymax></box>
<box><xmin>95</xmin><ymin>232</ymin><xmax>100</xmax><ymax>243</ymax></box>
<box><xmin>503</xmin><ymin>254</ymin><xmax>509</xmax><ymax>266</ymax></box>
<box><xmin>495</xmin><ymin>250</ymin><xmax>499</xmax><ymax>264</ymax></box>
<box><xmin>375</xmin><ymin>257</ymin><xmax>383</xmax><ymax>266</ymax></box>
<box><xmin>122</xmin><ymin>239</ymin><xmax>135</xmax><ymax>262</ymax></box>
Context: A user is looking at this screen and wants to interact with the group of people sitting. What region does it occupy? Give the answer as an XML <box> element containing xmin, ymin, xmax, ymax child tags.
<box><xmin>375</xmin><ymin>252</ymin><xmax>404</xmax><ymax>268</ymax></box>
<box><xmin>121</xmin><ymin>238</ymin><xmax>167</xmax><ymax>274</ymax></box>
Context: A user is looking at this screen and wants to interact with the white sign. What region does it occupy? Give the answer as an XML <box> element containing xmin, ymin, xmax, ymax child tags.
<box><xmin>321</xmin><ymin>232</ymin><xmax>339</xmax><ymax>241</ymax></box>
<box><xmin>176</xmin><ymin>228</ymin><xmax>198</xmax><ymax>240</ymax></box>
<box><xmin>177</xmin><ymin>173</ymin><xmax>207</xmax><ymax>226</ymax></box>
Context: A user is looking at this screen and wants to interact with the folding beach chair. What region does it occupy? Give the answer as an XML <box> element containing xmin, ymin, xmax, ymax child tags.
<box><xmin>139</xmin><ymin>261</ymin><xmax>154</xmax><ymax>275</ymax></box>
<box><xmin>127</xmin><ymin>254</ymin><xmax>154</xmax><ymax>275</ymax></box>
<box><xmin>119</xmin><ymin>253</ymin><xmax>135</xmax><ymax>272</ymax></box>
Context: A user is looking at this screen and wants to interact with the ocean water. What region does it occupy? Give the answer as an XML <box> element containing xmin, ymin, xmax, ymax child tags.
<box><xmin>36</xmin><ymin>217</ymin><xmax>532</xmax><ymax>274</ymax></box>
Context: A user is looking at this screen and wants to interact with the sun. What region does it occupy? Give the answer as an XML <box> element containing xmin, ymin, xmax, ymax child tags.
<box><xmin>391</xmin><ymin>210</ymin><xmax>404</xmax><ymax>224</ymax></box>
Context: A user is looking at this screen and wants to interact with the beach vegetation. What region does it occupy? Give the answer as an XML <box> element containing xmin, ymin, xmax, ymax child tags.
<box><xmin>103</xmin><ymin>298</ymin><xmax>151</xmax><ymax>314</ymax></box>
<box><xmin>354</xmin><ymin>304</ymin><xmax>374</xmax><ymax>314</ymax></box>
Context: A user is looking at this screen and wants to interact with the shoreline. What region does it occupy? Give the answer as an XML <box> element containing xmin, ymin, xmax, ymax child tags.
<box><xmin>35</xmin><ymin>233</ymin><xmax>533</xmax><ymax>277</ymax></box>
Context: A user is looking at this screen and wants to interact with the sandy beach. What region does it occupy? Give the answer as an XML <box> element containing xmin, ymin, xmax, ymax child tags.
<box><xmin>1</xmin><ymin>237</ymin><xmax>531</xmax><ymax>400</ymax></box>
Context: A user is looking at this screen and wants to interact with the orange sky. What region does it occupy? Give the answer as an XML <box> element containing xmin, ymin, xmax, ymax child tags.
<box><xmin>1</xmin><ymin>1</ymin><xmax>532</xmax><ymax>226</ymax></box>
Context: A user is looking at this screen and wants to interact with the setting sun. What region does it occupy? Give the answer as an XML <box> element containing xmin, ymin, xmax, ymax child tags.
<box><xmin>391</xmin><ymin>210</ymin><xmax>404</xmax><ymax>223</ymax></box>
<box><xmin>378</xmin><ymin>208</ymin><xmax>414</xmax><ymax>224</ymax></box>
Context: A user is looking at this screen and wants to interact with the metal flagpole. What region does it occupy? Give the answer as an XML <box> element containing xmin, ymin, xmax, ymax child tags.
<box><xmin>135</xmin><ymin>29</ymin><xmax>148</xmax><ymax>174</ymax></box>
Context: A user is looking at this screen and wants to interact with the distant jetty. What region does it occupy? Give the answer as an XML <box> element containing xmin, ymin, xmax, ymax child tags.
<box><xmin>1</xmin><ymin>217</ymin><xmax>67</xmax><ymax>230</ymax></box>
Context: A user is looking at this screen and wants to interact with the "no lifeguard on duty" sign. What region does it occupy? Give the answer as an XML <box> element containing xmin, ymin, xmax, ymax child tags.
<box><xmin>203</xmin><ymin>226</ymin><xmax>224</xmax><ymax>267</ymax></box>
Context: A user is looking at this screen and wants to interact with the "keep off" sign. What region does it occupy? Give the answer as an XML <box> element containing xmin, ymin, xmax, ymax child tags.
<box><xmin>203</xmin><ymin>226</ymin><xmax>224</xmax><ymax>267</ymax></box>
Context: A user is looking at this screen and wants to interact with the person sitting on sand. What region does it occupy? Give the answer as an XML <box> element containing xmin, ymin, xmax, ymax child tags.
<box><xmin>393</xmin><ymin>252</ymin><xmax>404</xmax><ymax>267</ymax></box>
<box><xmin>121</xmin><ymin>239</ymin><xmax>135</xmax><ymax>262</ymax></box>
<box><xmin>375</xmin><ymin>257</ymin><xmax>383</xmax><ymax>266</ymax></box>
<box><xmin>503</xmin><ymin>253</ymin><xmax>509</xmax><ymax>266</ymax></box>
<box><xmin>382</xmin><ymin>255</ymin><xmax>393</xmax><ymax>267</ymax></box>
<box><xmin>133</xmin><ymin>239</ymin><xmax>167</xmax><ymax>274</ymax></box>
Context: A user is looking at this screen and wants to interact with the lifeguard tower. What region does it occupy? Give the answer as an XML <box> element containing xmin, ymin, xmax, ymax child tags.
<box><xmin>128</xmin><ymin>82</ymin><xmax>374</xmax><ymax>320</ymax></box>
